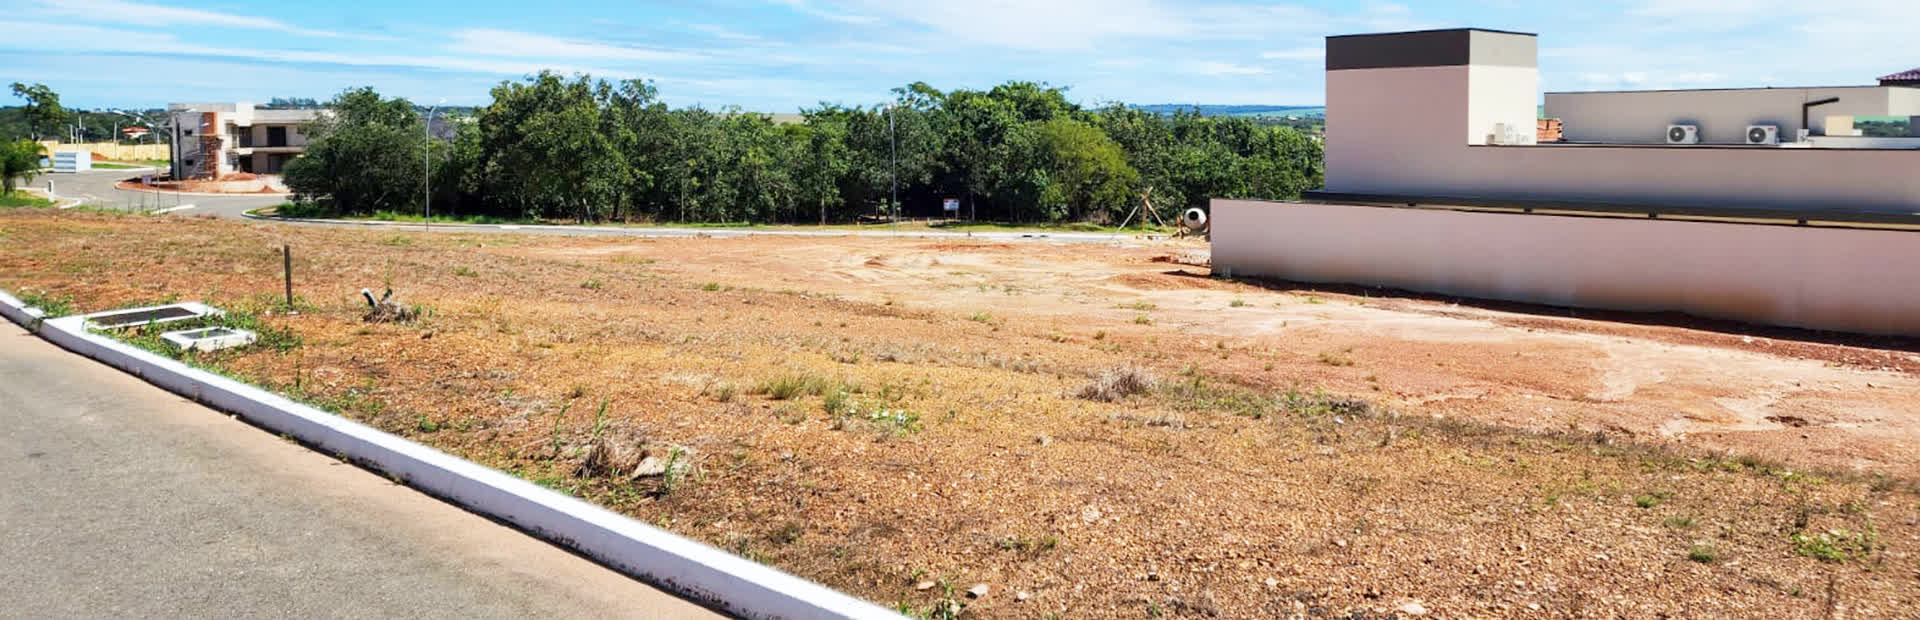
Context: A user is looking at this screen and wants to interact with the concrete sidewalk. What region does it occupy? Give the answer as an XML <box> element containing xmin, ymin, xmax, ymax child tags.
<box><xmin>0</xmin><ymin>321</ymin><xmax>721</xmax><ymax>619</ymax></box>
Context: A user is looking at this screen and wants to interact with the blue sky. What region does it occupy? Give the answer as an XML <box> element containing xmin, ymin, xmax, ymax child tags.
<box><xmin>2</xmin><ymin>0</ymin><xmax>1912</xmax><ymax>111</ymax></box>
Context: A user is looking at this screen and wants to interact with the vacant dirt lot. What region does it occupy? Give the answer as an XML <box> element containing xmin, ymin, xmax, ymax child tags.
<box><xmin>4</xmin><ymin>210</ymin><xmax>1918</xmax><ymax>618</ymax></box>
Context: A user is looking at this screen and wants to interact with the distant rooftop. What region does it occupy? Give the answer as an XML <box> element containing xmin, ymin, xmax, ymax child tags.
<box><xmin>1881</xmin><ymin>68</ymin><xmax>1920</xmax><ymax>86</ymax></box>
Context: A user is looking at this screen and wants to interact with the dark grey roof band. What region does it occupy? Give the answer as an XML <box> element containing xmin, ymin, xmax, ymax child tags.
<box><xmin>1326</xmin><ymin>28</ymin><xmax>1537</xmax><ymax>71</ymax></box>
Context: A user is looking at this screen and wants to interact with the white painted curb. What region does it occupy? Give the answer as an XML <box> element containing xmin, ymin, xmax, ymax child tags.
<box><xmin>0</xmin><ymin>290</ymin><xmax>901</xmax><ymax>620</ymax></box>
<box><xmin>0</xmin><ymin>289</ymin><xmax>45</xmax><ymax>328</ymax></box>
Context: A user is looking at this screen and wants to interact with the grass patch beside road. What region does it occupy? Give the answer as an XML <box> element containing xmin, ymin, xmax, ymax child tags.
<box><xmin>1</xmin><ymin>190</ymin><xmax>52</xmax><ymax>208</ymax></box>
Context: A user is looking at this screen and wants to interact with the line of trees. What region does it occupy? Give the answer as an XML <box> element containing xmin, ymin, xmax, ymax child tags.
<box><xmin>285</xmin><ymin>73</ymin><xmax>1324</xmax><ymax>225</ymax></box>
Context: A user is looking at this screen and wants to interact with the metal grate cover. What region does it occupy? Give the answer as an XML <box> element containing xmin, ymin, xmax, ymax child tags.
<box><xmin>82</xmin><ymin>303</ymin><xmax>221</xmax><ymax>330</ymax></box>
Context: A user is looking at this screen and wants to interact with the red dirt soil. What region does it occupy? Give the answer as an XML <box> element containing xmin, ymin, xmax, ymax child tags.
<box><xmin>2</xmin><ymin>212</ymin><xmax>1917</xmax><ymax>618</ymax></box>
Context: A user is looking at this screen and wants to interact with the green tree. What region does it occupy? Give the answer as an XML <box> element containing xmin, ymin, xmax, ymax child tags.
<box><xmin>282</xmin><ymin>87</ymin><xmax>427</xmax><ymax>215</ymax></box>
<box><xmin>938</xmin><ymin>90</ymin><xmax>1022</xmax><ymax>219</ymax></box>
<box><xmin>9</xmin><ymin>83</ymin><xmax>68</xmax><ymax>141</ymax></box>
<box><xmin>278</xmin><ymin>77</ymin><xmax>1325</xmax><ymax>227</ymax></box>
<box><xmin>472</xmin><ymin>72</ymin><xmax>630</xmax><ymax>221</ymax></box>
<box><xmin>1034</xmin><ymin>118</ymin><xmax>1139</xmax><ymax>222</ymax></box>
<box><xmin>1</xmin><ymin>139</ymin><xmax>46</xmax><ymax>194</ymax></box>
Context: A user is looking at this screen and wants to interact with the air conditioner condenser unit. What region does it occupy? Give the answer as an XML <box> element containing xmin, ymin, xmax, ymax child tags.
<box><xmin>1746</xmin><ymin>125</ymin><xmax>1780</xmax><ymax>145</ymax></box>
<box><xmin>1666</xmin><ymin>124</ymin><xmax>1700</xmax><ymax>145</ymax></box>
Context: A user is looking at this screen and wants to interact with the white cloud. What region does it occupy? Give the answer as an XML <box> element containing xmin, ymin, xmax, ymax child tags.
<box><xmin>1192</xmin><ymin>61</ymin><xmax>1269</xmax><ymax>76</ymax></box>
<box><xmin>447</xmin><ymin>29</ymin><xmax>704</xmax><ymax>63</ymax></box>
<box><xmin>765</xmin><ymin>0</ymin><xmax>879</xmax><ymax>25</ymax></box>
<box><xmin>825</xmin><ymin>0</ymin><xmax>1180</xmax><ymax>51</ymax></box>
<box><xmin>0</xmin><ymin>21</ymin><xmax>623</xmax><ymax>78</ymax></box>
<box><xmin>1260</xmin><ymin>48</ymin><xmax>1324</xmax><ymax>61</ymax></box>
<box><xmin>36</xmin><ymin>0</ymin><xmax>356</xmax><ymax>38</ymax></box>
<box><xmin>687</xmin><ymin>23</ymin><xmax>762</xmax><ymax>42</ymax></box>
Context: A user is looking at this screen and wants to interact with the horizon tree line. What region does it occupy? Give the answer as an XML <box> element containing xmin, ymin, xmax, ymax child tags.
<box><xmin>283</xmin><ymin>73</ymin><xmax>1324</xmax><ymax>225</ymax></box>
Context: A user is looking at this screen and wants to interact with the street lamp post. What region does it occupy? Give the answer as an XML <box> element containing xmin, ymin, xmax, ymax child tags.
<box><xmin>887</xmin><ymin>104</ymin><xmax>897</xmax><ymax>235</ymax></box>
<box><xmin>424</xmin><ymin>98</ymin><xmax>445</xmax><ymax>232</ymax></box>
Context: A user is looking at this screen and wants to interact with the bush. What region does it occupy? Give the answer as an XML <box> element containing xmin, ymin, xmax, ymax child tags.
<box><xmin>1076</xmin><ymin>365</ymin><xmax>1155</xmax><ymax>402</ymax></box>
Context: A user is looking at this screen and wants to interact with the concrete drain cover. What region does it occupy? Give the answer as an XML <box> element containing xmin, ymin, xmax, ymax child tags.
<box><xmin>160</xmin><ymin>326</ymin><xmax>258</xmax><ymax>352</ymax></box>
<box><xmin>82</xmin><ymin>302</ymin><xmax>221</xmax><ymax>330</ymax></box>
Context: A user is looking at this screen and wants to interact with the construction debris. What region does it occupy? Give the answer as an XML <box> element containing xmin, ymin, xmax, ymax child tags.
<box><xmin>360</xmin><ymin>287</ymin><xmax>418</xmax><ymax>323</ymax></box>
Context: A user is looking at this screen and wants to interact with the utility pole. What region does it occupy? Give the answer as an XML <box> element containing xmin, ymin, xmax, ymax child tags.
<box><xmin>424</xmin><ymin>98</ymin><xmax>445</xmax><ymax>232</ymax></box>
<box><xmin>888</xmin><ymin>104</ymin><xmax>898</xmax><ymax>235</ymax></box>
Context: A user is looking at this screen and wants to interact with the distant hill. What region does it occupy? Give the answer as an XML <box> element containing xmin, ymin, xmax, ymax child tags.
<box><xmin>1132</xmin><ymin>104</ymin><xmax>1325</xmax><ymax>118</ymax></box>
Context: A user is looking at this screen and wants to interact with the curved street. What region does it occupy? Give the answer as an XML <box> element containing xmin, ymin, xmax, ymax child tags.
<box><xmin>39</xmin><ymin>169</ymin><xmax>1149</xmax><ymax>243</ymax></box>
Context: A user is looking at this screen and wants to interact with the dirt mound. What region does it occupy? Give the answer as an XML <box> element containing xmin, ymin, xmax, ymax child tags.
<box><xmin>220</xmin><ymin>172</ymin><xmax>259</xmax><ymax>181</ymax></box>
<box><xmin>1104</xmin><ymin>269</ymin><xmax>1231</xmax><ymax>291</ymax></box>
<box><xmin>90</xmin><ymin>152</ymin><xmax>108</xmax><ymax>161</ymax></box>
<box><xmin>916</xmin><ymin>242</ymin><xmax>1017</xmax><ymax>252</ymax></box>
<box><xmin>1149</xmin><ymin>252</ymin><xmax>1211</xmax><ymax>268</ymax></box>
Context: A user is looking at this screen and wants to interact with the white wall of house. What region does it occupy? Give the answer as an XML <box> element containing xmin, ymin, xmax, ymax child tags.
<box><xmin>1467</xmin><ymin>65</ymin><xmax>1539</xmax><ymax>145</ymax></box>
<box><xmin>1336</xmin><ymin>142</ymin><xmax>1920</xmax><ymax>211</ymax></box>
<box><xmin>1325</xmin><ymin>66</ymin><xmax>1470</xmax><ymax>194</ymax></box>
<box><xmin>165</xmin><ymin>102</ymin><xmax>318</xmax><ymax>179</ymax></box>
<box><xmin>1319</xmin><ymin>31</ymin><xmax>1920</xmax><ymax>212</ymax></box>
<box><xmin>1212</xmin><ymin>200</ymin><xmax>1920</xmax><ymax>336</ymax></box>
<box><xmin>1217</xmin><ymin>28</ymin><xmax>1920</xmax><ymax>336</ymax></box>
<box><xmin>1544</xmin><ymin>86</ymin><xmax>1920</xmax><ymax>144</ymax></box>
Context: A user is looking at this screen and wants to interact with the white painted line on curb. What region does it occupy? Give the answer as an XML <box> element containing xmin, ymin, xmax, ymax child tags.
<box><xmin>152</xmin><ymin>204</ymin><xmax>197</xmax><ymax>214</ymax></box>
<box><xmin>0</xmin><ymin>289</ymin><xmax>902</xmax><ymax>620</ymax></box>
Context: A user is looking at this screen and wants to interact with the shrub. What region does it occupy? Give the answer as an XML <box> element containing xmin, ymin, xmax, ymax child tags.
<box><xmin>756</xmin><ymin>374</ymin><xmax>834</xmax><ymax>400</ymax></box>
<box><xmin>1076</xmin><ymin>365</ymin><xmax>1155</xmax><ymax>402</ymax></box>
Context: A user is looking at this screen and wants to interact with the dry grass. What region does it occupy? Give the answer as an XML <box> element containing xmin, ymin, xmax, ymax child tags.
<box><xmin>4</xmin><ymin>209</ymin><xmax>1918</xmax><ymax>618</ymax></box>
<box><xmin>1075</xmin><ymin>365</ymin><xmax>1156</xmax><ymax>402</ymax></box>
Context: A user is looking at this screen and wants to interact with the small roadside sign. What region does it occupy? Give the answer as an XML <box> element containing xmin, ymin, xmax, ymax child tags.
<box><xmin>942</xmin><ymin>198</ymin><xmax>960</xmax><ymax>213</ymax></box>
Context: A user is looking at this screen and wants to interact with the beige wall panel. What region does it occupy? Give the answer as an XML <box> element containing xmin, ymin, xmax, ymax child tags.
<box><xmin>1213</xmin><ymin>199</ymin><xmax>1920</xmax><ymax>335</ymax></box>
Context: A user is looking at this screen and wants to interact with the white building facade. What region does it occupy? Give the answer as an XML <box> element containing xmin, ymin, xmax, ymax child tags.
<box><xmin>1213</xmin><ymin>28</ymin><xmax>1920</xmax><ymax>337</ymax></box>
<box><xmin>1545</xmin><ymin>86</ymin><xmax>1920</xmax><ymax>145</ymax></box>
<box><xmin>1320</xmin><ymin>29</ymin><xmax>1920</xmax><ymax>213</ymax></box>
<box><xmin>167</xmin><ymin>102</ymin><xmax>320</xmax><ymax>180</ymax></box>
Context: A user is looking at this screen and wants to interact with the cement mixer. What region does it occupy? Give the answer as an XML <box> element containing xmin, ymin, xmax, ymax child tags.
<box><xmin>1179</xmin><ymin>208</ymin><xmax>1209</xmax><ymax>238</ymax></box>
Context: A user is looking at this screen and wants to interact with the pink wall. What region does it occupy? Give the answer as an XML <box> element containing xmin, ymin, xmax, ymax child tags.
<box><xmin>1212</xmin><ymin>199</ymin><xmax>1920</xmax><ymax>336</ymax></box>
<box><xmin>1326</xmin><ymin>68</ymin><xmax>1920</xmax><ymax>214</ymax></box>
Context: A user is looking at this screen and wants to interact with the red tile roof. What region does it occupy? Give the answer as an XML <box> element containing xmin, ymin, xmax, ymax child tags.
<box><xmin>1881</xmin><ymin>68</ymin><xmax>1920</xmax><ymax>84</ymax></box>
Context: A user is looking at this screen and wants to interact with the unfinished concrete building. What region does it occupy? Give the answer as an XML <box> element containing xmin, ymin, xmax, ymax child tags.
<box><xmin>167</xmin><ymin>102</ymin><xmax>320</xmax><ymax>180</ymax></box>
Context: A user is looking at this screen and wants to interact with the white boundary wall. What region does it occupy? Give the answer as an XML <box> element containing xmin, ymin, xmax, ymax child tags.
<box><xmin>1325</xmin><ymin>66</ymin><xmax>1920</xmax><ymax>212</ymax></box>
<box><xmin>1211</xmin><ymin>199</ymin><xmax>1920</xmax><ymax>336</ymax></box>
<box><xmin>0</xmin><ymin>289</ymin><xmax>902</xmax><ymax>620</ymax></box>
<box><xmin>1544</xmin><ymin>86</ymin><xmax>1919</xmax><ymax>144</ymax></box>
<box><xmin>1322</xmin><ymin>30</ymin><xmax>1920</xmax><ymax>213</ymax></box>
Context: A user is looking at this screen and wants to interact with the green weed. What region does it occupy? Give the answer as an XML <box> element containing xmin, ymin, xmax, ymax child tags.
<box><xmin>1791</xmin><ymin>529</ymin><xmax>1875</xmax><ymax>563</ymax></box>
<box><xmin>15</xmin><ymin>288</ymin><xmax>75</xmax><ymax>317</ymax></box>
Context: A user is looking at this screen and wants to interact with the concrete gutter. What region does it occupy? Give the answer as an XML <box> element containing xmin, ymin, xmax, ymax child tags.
<box><xmin>0</xmin><ymin>289</ymin><xmax>901</xmax><ymax>620</ymax></box>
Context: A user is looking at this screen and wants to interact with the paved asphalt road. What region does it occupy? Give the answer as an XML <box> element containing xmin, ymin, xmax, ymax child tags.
<box><xmin>0</xmin><ymin>321</ymin><xmax>720</xmax><ymax>619</ymax></box>
<box><xmin>42</xmin><ymin>168</ymin><xmax>283</xmax><ymax>218</ymax></box>
<box><xmin>41</xmin><ymin>169</ymin><xmax>1151</xmax><ymax>243</ymax></box>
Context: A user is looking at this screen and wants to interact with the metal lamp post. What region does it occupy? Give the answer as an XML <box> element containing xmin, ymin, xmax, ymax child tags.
<box><xmin>424</xmin><ymin>98</ymin><xmax>445</xmax><ymax>232</ymax></box>
<box><xmin>888</xmin><ymin>104</ymin><xmax>897</xmax><ymax>235</ymax></box>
